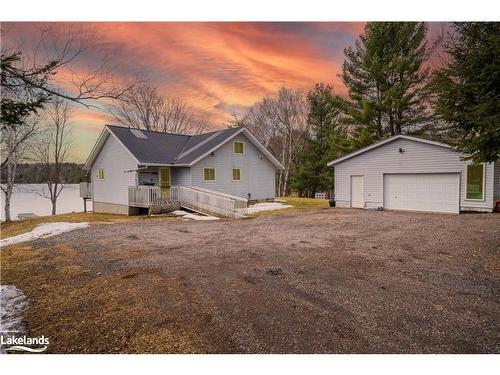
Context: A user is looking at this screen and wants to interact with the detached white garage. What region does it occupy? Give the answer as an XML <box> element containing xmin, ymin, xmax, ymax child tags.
<box><xmin>327</xmin><ymin>135</ymin><xmax>498</xmax><ymax>214</ymax></box>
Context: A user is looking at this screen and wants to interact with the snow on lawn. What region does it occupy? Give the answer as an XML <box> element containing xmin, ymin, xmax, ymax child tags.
<box><xmin>245</xmin><ymin>202</ymin><xmax>293</xmax><ymax>214</ymax></box>
<box><xmin>0</xmin><ymin>222</ymin><xmax>89</xmax><ymax>248</ymax></box>
<box><xmin>0</xmin><ymin>285</ymin><xmax>28</xmax><ymax>346</ymax></box>
<box><xmin>171</xmin><ymin>210</ymin><xmax>220</xmax><ymax>221</ymax></box>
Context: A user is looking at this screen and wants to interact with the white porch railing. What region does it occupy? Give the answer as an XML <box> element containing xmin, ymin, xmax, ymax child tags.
<box><xmin>171</xmin><ymin>186</ymin><xmax>248</xmax><ymax>217</ymax></box>
<box><xmin>128</xmin><ymin>185</ymin><xmax>248</xmax><ymax>217</ymax></box>
<box><xmin>128</xmin><ymin>186</ymin><xmax>162</xmax><ymax>207</ymax></box>
<box><xmin>79</xmin><ymin>182</ymin><xmax>92</xmax><ymax>199</ymax></box>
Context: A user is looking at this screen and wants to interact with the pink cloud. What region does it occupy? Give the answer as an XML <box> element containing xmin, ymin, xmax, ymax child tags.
<box><xmin>0</xmin><ymin>22</ymin><xmax>382</xmax><ymax>161</ymax></box>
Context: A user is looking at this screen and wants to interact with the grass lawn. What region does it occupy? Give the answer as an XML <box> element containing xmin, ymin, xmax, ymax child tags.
<box><xmin>279</xmin><ymin>197</ymin><xmax>330</xmax><ymax>209</ymax></box>
<box><xmin>0</xmin><ymin>212</ymin><xmax>135</xmax><ymax>239</ymax></box>
<box><xmin>246</xmin><ymin>197</ymin><xmax>330</xmax><ymax>218</ymax></box>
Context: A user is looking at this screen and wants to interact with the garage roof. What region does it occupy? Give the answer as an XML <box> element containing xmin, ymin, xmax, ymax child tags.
<box><xmin>326</xmin><ymin>135</ymin><xmax>452</xmax><ymax>166</ymax></box>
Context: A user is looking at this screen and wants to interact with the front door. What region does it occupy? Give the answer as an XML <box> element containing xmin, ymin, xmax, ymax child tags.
<box><xmin>350</xmin><ymin>175</ymin><xmax>364</xmax><ymax>208</ymax></box>
<box><xmin>159</xmin><ymin>167</ymin><xmax>171</xmax><ymax>198</ymax></box>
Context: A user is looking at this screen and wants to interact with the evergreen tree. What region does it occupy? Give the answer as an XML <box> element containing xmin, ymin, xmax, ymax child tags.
<box><xmin>1</xmin><ymin>52</ymin><xmax>50</xmax><ymax>130</ymax></box>
<box><xmin>341</xmin><ymin>22</ymin><xmax>431</xmax><ymax>139</ymax></box>
<box><xmin>293</xmin><ymin>84</ymin><xmax>347</xmax><ymax>197</ymax></box>
<box><xmin>432</xmin><ymin>22</ymin><xmax>500</xmax><ymax>163</ymax></box>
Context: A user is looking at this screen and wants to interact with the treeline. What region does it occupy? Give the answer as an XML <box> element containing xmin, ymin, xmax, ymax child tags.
<box><xmin>0</xmin><ymin>163</ymin><xmax>88</xmax><ymax>184</ymax></box>
<box><xmin>234</xmin><ymin>22</ymin><xmax>499</xmax><ymax>198</ymax></box>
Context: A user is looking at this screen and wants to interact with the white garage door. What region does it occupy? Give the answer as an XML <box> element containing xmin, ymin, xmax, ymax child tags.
<box><xmin>383</xmin><ymin>173</ymin><xmax>460</xmax><ymax>214</ymax></box>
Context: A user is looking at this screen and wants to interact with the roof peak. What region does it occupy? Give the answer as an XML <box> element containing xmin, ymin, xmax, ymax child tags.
<box><xmin>327</xmin><ymin>134</ymin><xmax>453</xmax><ymax>166</ymax></box>
<box><xmin>105</xmin><ymin>124</ymin><xmax>241</xmax><ymax>138</ymax></box>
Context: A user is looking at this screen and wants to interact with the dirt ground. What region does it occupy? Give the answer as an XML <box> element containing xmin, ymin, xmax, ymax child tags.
<box><xmin>1</xmin><ymin>208</ymin><xmax>499</xmax><ymax>353</ymax></box>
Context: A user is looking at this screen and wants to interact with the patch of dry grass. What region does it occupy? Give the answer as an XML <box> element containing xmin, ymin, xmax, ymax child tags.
<box><xmin>0</xmin><ymin>212</ymin><xmax>134</xmax><ymax>239</ymax></box>
<box><xmin>246</xmin><ymin>197</ymin><xmax>330</xmax><ymax>218</ymax></box>
<box><xmin>279</xmin><ymin>197</ymin><xmax>330</xmax><ymax>209</ymax></box>
<box><xmin>0</xmin><ymin>241</ymin><xmax>221</xmax><ymax>353</ymax></box>
<box><xmin>0</xmin><ymin>212</ymin><xmax>182</xmax><ymax>239</ymax></box>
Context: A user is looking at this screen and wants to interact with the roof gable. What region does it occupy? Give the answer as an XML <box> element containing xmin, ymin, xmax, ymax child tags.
<box><xmin>177</xmin><ymin>127</ymin><xmax>284</xmax><ymax>169</ymax></box>
<box><xmin>327</xmin><ymin>135</ymin><xmax>453</xmax><ymax>166</ymax></box>
<box><xmin>84</xmin><ymin>125</ymin><xmax>284</xmax><ymax>170</ymax></box>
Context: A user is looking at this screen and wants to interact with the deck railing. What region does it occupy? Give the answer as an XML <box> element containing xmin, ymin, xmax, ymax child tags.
<box><xmin>128</xmin><ymin>185</ymin><xmax>248</xmax><ymax>217</ymax></box>
<box><xmin>79</xmin><ymin>182</ymin><xmax>92</xmax><ymax>199</ymax></box>
<box><xmin>128</xmin><ymin>185</ymin><xmax>162</xmax><ymax>207</ymax></box>
<box><xmin>170</xmin><ymin>186</ymin><xmax>248</xmax><ymax>217</ymax></box>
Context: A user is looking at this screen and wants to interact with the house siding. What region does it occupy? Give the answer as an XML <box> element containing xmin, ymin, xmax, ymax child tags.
<box><xmin>333</xmin><ymin>138</ymin><xmax>495</xmax><ymax>212</ymax></box>
<box><xmin>190</xmin><ymin>133</ymin><xmax>276</xmax><ymax>200</ymax></box>
<box><xmin>494</xmin><ymin>161</ymin><xmax>500</xmax><ymax>201</ymax></box>
<box><xmin>91</xmin><ymin>134</ymin><xmax>138</xmax><ymax>208</ymax></box>
<box><xmin>171</xmin><ymin>167</ymin><xmax>192</xmax><ymax>186</ymax></box>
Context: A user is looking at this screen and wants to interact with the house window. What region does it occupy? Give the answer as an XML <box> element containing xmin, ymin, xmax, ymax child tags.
<box><xmin>203</xmin><ymin>168</ymin><xmax>216</xmax><ymax>182</ymax></box>
<box><xmin>97</xmin><ymin>168</ymin><xmax>104</xmax><ymax>180</ymax></box>
<box><xmin>233</xmin><ymin>141</ymin><xmax>245</xmax><ymax>154</ymax></box>
<box><xmin>466</xmin><ymin>163</ymin><xmax>484</xmax><ymax>200</ymax></box>
<box><xmin>232</xmin><ymin>168</ymin><xmax>241</xmax><ymax>181</ymax></box>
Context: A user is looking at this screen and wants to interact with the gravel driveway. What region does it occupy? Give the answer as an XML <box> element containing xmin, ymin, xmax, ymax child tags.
<box><xmin>2</xmin><ymin>208</ymin><xmax>499</xmax><ymax>353</ymax></box>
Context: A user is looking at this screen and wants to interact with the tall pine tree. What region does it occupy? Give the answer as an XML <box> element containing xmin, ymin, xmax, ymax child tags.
<box><xmin>293</xmin><ymin>84</ymin><xmax>348</xmax><ymax>197</ymax></box>
<box><xmin>341</xmin><ymin>22</ymin><xmax>431</xmax><ymax>140</ymax></box>
<box><xmin>432</xmin><ymin>22</ymin><xmax>500</xmax><ymax>163</ymax></box>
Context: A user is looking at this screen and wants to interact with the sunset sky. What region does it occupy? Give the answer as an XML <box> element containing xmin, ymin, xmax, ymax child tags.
<box><xmin>2</xmin><ymin>22</ymin><xmax>445</xmax><ymax>162</ymax></box>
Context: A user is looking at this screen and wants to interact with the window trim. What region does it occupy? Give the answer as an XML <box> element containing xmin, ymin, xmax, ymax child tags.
<box><xmin>97</xmin><ymin>168</ymin><xmax>104</xmax><ymax>181</ymax></box>
<box><xmin>233</xmin><ymin>141</ymin><xmax>245</xmax><ymax>155</ymax></box>
<box><xmin>203</xmin><ymin>167</ymin><xmax>216</xmax><ymax>182</ymax></box>
<box><xmin>464</xmin><ymin>162</ymin><xmax>485</xmax><ymax>201</ymax></box>
<box><xmin>232</xmin><ymin>168</ymin><xmax>241</xmax><ymax>182</ymax></box>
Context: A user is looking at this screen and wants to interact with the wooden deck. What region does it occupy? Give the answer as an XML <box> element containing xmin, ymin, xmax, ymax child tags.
<box><xmin>81</xmin><ymin>183</ymin><xmax>248</xmax><ymax>217</ymax></box>
<box><xmin>128</xmin><ymin>185</ymin><xmax>248</xmax><ymax>217</ymax></box>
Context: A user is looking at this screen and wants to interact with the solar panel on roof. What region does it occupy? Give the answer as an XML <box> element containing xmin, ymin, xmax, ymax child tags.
<box><xmin>130</xmin><ymin>129</ymin><xmax>147</xmax><ymax>139</ymax></box>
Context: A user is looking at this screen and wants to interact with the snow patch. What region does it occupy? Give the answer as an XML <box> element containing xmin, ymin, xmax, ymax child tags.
<box><xmin>0</xmin><ymin>222</ymin><xmax>89</xmax><ymax>248</ymax></box>
<box><xmin>171</xmin><ymin>210</ymin><xmax>220</xmax><ymax>221</ymax></box>
<box><xmin>245</xmin><ymin>202</ymin><xmax>293</xmax><ymax>214</ymax></box>
<box><xmin>0</xmin><ymin>285</ymin><xmax>28</xmax><ymax>353</ymax></box>
<box><xmin>171</xmin><ymin>210</ymin><xmax>188</xmax><ymax>216</ymax></box>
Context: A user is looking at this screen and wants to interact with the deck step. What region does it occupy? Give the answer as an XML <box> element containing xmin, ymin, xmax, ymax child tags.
<box><xmin>149</xmin><ymin>199</ymin><xmax>181</xmax><ymax>215</ymax></box>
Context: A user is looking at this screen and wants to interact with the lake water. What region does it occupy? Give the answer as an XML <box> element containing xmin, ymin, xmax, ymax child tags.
<box><xmin>0</xmin><ymin>184</ymin><xmax>92</xmax><ymax>221</ymax></box>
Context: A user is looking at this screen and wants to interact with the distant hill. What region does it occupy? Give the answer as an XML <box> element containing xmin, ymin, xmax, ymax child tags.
<box><xmin>0</xmin><ymin>163</ymin><xmax>89</xmax><ymax>184</ymax></box>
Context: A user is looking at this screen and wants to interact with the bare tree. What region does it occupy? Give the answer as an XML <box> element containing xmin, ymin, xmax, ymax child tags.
<box><xmin>109</xmin><ymin>83</ymin><xmax>208</xmax><ymax>134</ymax></box>
<box><xmin>1</xmin><ymin>24</ymin><xmax>140</xmax><ymax>165</ymax></box>
<box><xmin>34</xmin><ymin>99</ymin><xmax>73</xmax><ymax>215</ymax></box>
<box><xmin>1</xmin><ymin>24</ymin><xmax>139</xmax><ymax>109</ymax></box>
<box><xmin>241</xmin><ymin>87</ymin><xmax>309</xmax><ymax>196</ymax></box>
<box><xmin>0</xmin><ymin>116</ymin><xmax>39</xmax><ymax>221</ymax></box>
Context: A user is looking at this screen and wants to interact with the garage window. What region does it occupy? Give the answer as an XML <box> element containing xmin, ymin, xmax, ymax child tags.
<box><xmin>466</xmin><ymin>163</ymin><xmax>484</xmax><ymax>200</ymax></box>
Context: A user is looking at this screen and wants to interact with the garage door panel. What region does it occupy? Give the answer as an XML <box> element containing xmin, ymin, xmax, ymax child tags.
<box><xmin>384</xmin><ymin>173</ymin><xmax>459</xmax><ymax>214</ymax></box>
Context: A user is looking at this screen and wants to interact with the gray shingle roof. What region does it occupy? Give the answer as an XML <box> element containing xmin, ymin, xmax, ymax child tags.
<box><xmin>107</xmin><ymin>125</ymin><xmax>243</xmax><ymax>165</ymax></box>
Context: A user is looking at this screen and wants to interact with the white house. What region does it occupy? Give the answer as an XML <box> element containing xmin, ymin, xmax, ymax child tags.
<box><xmin>327</xmin><ymin>135</ymin><xmax>500</xmax><ymax>214</ymax></box>
<box><xmin>82</xmin><ymin>125</ymin><xmax>283</xmax><ymax>216</ymax></box>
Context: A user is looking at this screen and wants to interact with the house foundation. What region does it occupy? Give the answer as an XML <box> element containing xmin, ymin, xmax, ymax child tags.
<box><xmin>93</xmin><ymin>201</ymin><xmax>139</xmax><ymax>216</ymax></box>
